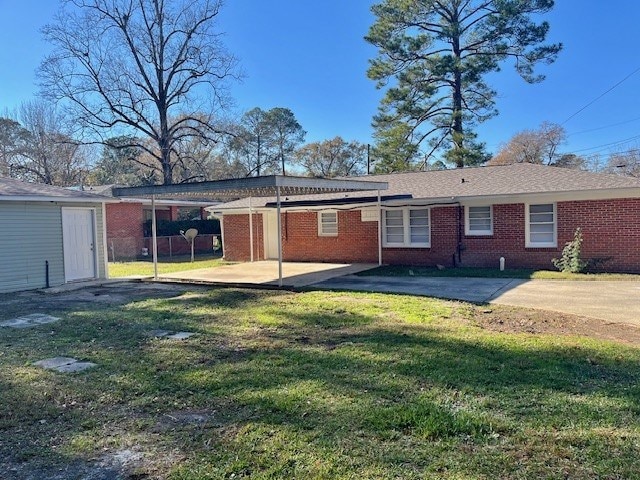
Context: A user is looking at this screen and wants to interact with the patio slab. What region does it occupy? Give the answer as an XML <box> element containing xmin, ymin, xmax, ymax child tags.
<box><xmin>158</xmin><ymin>261</ymin><xmax>378</xmax><ymax>288</ymax></box>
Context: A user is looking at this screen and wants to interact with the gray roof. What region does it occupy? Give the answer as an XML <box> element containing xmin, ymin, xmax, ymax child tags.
<box><xmin>0</xmin><ymin>176</ymin><xmax>111</xmax><ymax>201</ymax></box>
<box><xmin>112</xmin><ymin>175</ymin><xmax>388</xmax><ymax>199</ymax></box>
<box><xmin>215</xmin><ymin>163</ymin><xmax>640</xmax><ymax>210</ymax></box>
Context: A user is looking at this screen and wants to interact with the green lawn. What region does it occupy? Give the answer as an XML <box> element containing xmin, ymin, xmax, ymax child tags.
<box><xmin>2</xmin><ymin>287</ymin><xmax>640</xmax><ymax>478</ymax></box>
<box><xmin>359</xmin><ymin>265</ymin><xmax>640</xmax><ymax>281</ymax></box>
<box><xmin>109</xmin><ymin>255</ymin><xmax>228</xmax><ymax>277</ymax></box>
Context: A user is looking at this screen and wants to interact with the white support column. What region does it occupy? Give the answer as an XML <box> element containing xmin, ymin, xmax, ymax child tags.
<box><xmin>377</xmin><ymin>189</ymin><xmax>382</xmax><ymax>266</ymax></box>
<box><xmin>249</xmin><ymin>195</ymin><xmax>254</xmax><ymax>262</ymax></box>
<box><xmin>151</xmin><ymin>194</ymin><xmax>159</xmax><ymax>280</ymax></box>
<box><xmin>276</xmin><ymin>186</ymin><xmax>283</xmax><ymax>287</ymax></box>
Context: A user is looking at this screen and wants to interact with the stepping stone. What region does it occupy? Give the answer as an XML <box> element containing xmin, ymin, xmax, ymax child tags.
<box><xmin>0</xmin><ymin>313</ymin><xmax>60</xmax><ymax>328</ymax></box>
<box><xmin>33</xmin><ymin>357</ymin><xmax>97</xmax><ymax>373</ymax></box>
<box><xmin>55</xmin><ymin>361</ymin><xmax>97</xmax><ymax>373</ymax></box>
<box><xmin>147</xmin><ymin>329</ymin><xmax>172</xmax><ymax>338</ymax></box>
<box><xmin>34</xmin><ymin>357</ymin><xmax>78</xmax><ymax>369</ymax></box>
<box><xmin>166</xmin><ymin>331</ymin><xmax>196</xmax><ymax>340</ymax></box>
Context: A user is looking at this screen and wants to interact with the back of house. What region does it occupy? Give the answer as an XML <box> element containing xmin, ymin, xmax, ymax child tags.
<box><xmin>214</xmin><ymin>164</ymin><xmax>640</xmax><ymax>273</ymax></box>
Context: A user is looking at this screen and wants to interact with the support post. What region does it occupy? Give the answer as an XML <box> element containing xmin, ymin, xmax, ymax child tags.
<box><xmin>377</xmin><ymin>190</ymin><xmax>382</xmax><ymax>266</ymax></box>
<box><xmin>276</xmin><ymin>186</ymin><xmax>283</xmax><ymax>287</ymax></box>
<box><xmin>249</xmin><ymin>196</ymin><xmax>254</xmax><ymax>262</ymax></box>
<box><xmin>151</xmin><ymin>194</ymin><xmax>158</xmax><ymax>280</ymax></box>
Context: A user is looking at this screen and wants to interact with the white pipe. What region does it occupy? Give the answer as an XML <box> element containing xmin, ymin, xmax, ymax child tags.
<box><xmin>377</xmin><ymin>189</ymin><xmax>382</xmax><ymax>266</ymax></box>
<box><xmin>500</xmin><ymin>257</ymin><xmax>505</xmax><ymax>271</ymax></box>
<box><xmin>276</xmin><ymin>186</ymin><xmax>283</xmax><ymax>287</ymax></box>
<box><xmin>249</xmin><ymin>195</ymin><xmax>254</xmax><ymax>262</ymax></box>
<box><xmin>151</xmin><ymin>194</ymin><xmax>158</xmax><ymax>280</ymax></box>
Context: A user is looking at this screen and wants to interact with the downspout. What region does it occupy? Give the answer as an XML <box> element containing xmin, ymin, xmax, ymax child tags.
<box><xmin>377</xmin><ymin>189</ymin><xmax>382</xmax><ymax>266</ymax></box>
<box><xmin>276</xmin><ymin>186</ymin><xmax>283</xmax><ymax>287</ymax></box>
<box><xmin>249</xmin><ymin>196</ymin><xmax>254</xmax><ymax>262</ymax></box>
<box><xmin>457</xmin><ymin>204</ymin><xmax>463</xmax><ymax>266</ymax></box>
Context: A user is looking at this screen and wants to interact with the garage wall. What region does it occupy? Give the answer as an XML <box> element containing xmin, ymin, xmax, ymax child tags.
<box><xmin>0</xmin><ymin>201</ymin><xmax>106</xmax><ymax>293</ymax></box>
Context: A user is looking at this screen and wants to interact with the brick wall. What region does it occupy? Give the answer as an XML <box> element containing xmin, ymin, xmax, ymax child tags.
<box><xmin>282</xmin><ymin>210</ymin><xmax>379</xmax><ymax>263</ymax></box>
<box><xmin>221</xmin><ymin>198</ymin><xmax>640</xmax><ymax>272</ymax></box>
<box><xmin>106</xmin><ymin>203</ymin><xmax>145</xmax><ymax>259</ymax></box>
<box><xmin>222</xmin><ymin>213</ymin><xmax>264</xmax><ymax>261</ymax></box>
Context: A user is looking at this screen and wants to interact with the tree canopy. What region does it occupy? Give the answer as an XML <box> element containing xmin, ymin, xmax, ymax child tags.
<box><xmin>366</xmin><ymin>0</ymin><xmax>561</xmax><ymax>169</ymax></box>
<box><xmin>40</xmin><ymin>0</ymin><xmax>238</xmax><ymax>185</ymax></box>
<box><xmin>294</xmin><ymin>137</ymin><xmax>368</xmax><ymax>178</ymax></box>
<box><xmin>228</xmin><ymin>107</ymin><xmax>305</xmax><ymax>176</ymax></box>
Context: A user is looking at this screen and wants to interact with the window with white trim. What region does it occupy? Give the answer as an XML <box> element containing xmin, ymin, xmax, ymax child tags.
<box><xmin>318</xmin><ymin>210</ymin><xmax>338</xmax><ymax>236</ymax></box>
<box><xmin>526</xmin><ymin>203</ymin><xmax>557</xmax><ymax>247</ymax></box>
<box><xmin>465</xmin><ymin>205</ymin><xmax>493</xmax><ymax>236</ymax></box>
<box><xmin>383</xmin><ymin>208</ymin><xmax>430</xmax><ymax>247</ymax></box>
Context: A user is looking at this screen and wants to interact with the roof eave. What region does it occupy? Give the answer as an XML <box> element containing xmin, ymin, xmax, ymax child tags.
<box><xmin>0</xmin><ymin>195</ymin><xmax>117</xmax><ymax>203</ymax></box>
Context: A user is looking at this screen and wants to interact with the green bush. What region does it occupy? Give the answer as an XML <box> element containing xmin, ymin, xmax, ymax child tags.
<box><xmin>552</xmin><ymin>228</ymin><xmax>588</xmax><ymax>273</ymax></box>
<box><xmin>143</xmin><ymin>219</ymin><xmax>221</xmax><ymax>237</ymax></box>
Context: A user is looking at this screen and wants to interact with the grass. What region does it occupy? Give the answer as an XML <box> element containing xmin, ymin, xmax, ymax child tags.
<box><xmin>358</xmin><ymin>265</ymin><xmax>640</xmax><ymax>280</ymax></box>
<box><xmin>108</xmin><ymin>254</ymin><xmax>228</xmax><ymax>277</ymax></box>
<box><xmin>2</xmin><ymin>287</ymin><xmax>640</xmax><ymax>478</ymax></box>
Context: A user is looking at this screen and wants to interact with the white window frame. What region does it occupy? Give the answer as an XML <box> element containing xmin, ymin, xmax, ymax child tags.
<box><xmin>525</xmin><ymin>203</ymin><xmax>557</xmax><ymax>248</ymax></box>
<box><xmin>318</xmin><ymin>210</ymin><xmax>338</xmax><ymax>237</ymax></box>
<box><xmin>465</xmin><ymin>205</ymin><xmax>493</xmax><ymax>236</ymax></box>
<box><xmin>382</xmin><ymin>207</ymin><xmax>431</xmax><ymax>248</ymax></box>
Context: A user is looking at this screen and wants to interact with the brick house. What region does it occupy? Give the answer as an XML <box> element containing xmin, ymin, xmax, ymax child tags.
<box><xmin>214</xmin><ymin>164</ymin><xmax>640</xmax><ymax>272</ymax></box>
<box><xmin>84</xmin><ymin>185</ymin><xmax>217</xmax><ymax>260</ymax></box>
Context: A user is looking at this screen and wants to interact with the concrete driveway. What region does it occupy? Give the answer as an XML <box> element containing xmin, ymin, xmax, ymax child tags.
<box><xmin>312</xmin><ymin>275</ymin><xmax>640</xmax><ymax>326</ymax></box>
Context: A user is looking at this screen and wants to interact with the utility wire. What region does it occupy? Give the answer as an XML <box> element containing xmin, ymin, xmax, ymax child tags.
<box><xmin>567</xmin><ymin>115</ymin><xmax>640</xmax><ymax>137</ymax></box>
<box><xmin>570</xmin><ymin>134</ymin><xmax>640</xmax><ymax>154</ymax></box>
<box><xmin>561</xmin><ymin>65</ymin><xmax>640</xmax><ymax>125</ymax></box>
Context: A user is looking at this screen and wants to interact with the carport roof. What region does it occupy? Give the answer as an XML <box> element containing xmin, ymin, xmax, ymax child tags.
<box><xmin>112</xmin><ymin>175</ymin><xmax>388</xmax><ymax>199</ymax></box>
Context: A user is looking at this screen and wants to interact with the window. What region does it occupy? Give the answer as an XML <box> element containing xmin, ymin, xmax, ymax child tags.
<box><xmin>465</xmin><ymin>206</ymin><xmax>493</xmax><ymax>236</ymax></box>
<box><xmin>383</xmin><ymin>208</ymin><xmax>430</xmax><ymax>247</ymax></box>
<box><xmin>318</xmin><ymin>210</ymin><xmax>338</xmax><ymax>236</ymax></box>
<box><xmin>526</xmin><ymin>203</ymin><xmax>556</xmax><ymax>247</ymax></box>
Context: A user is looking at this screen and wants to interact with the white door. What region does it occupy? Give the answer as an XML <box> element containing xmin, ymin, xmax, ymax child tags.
<box><xmin>263</xmin><ymin>211</ymin><xmax>279</xmax><ymax>259</ymax></box>
<box><xmin>62</xmin><ymin>208</ymin><xmax>96</xmax><ymax>282</ymax></box>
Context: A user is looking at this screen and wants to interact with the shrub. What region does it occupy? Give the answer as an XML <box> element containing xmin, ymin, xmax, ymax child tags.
<box><xmin>143</xmin><ymin>219</ymin><xmax>221</xmax><ymax>237</ymax></box>
<box><xmin>552</xmin><ymin>228</ymin><xmax>588</xmax><ymax>273</ymax></box>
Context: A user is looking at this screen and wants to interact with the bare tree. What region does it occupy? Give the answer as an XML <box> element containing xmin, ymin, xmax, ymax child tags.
<box><xmin>2</xmin><ymin>101</ymin><xmax>89</xmax><ymax>186</ymax></box>
<box><xmin>489</xmin><ymin>122</ymin><xmax>570</xmax><ymax>166</ymax></box>
<box><xmin>605</xmin><ymin>149</ymin><xmax>640</xmax><ymax>177</ymax></box>
<box><xmin>294</xmin><ymin>137</ymin><xmax>368</xmax><ymax>178</ymax></box>
<box><xmin>0</xmin><ymin>118</ymin><xmax>29</xmax><ymax>177</ymax></box>
<box><xmin>40</xmin><ymin>0</ymin><xmax>238</xmax><ymax>185</ymax></box>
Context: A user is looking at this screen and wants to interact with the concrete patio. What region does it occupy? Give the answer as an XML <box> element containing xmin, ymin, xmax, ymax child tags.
<box><xmin>158</xmin><ymin>260</ymin><xmax>378</xmax><ymax>288</ymax></box>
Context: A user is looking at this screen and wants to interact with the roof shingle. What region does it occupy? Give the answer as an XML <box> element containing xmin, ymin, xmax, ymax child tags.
<box><xmin>0</xmin><ymin>177</ymin><xmax>110</xmax><ymax>201</ymax></box>
<box><xmin>215</xmin><ymin>163</ymin><xmax>640</xmax><ymax>210</ymax></box>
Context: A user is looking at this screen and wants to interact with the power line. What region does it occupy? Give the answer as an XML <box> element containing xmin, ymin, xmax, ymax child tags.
<box><xmin>570</xmin><ymin>134</ymin><xmax>640</xmax><ymax>154</ymax></box>
<box><xmin>567</xmin><ymin>115</ymin><xmax>640</xmax><ymax>137</ymax></box>
<box><xmin>561</xmin><ymin>65</ymin><xmax>640</xmax><ymax>125</ymax></box>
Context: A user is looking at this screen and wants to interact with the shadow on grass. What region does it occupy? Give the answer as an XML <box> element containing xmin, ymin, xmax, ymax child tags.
<box><xmin>2</xmin><ymin>287</ymin><xmax>640</xmax><ymax>478</ymax></box>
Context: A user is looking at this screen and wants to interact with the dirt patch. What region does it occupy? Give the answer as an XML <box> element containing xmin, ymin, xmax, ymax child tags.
<box><xmin>473</xmin><ymin>305</ymin><xmax>640</xmax><ymax>346</ymax></box>
<box><xmin>0</xmin><ymin>282</ymin><xmax>193</xmax><ymax>321</ymax></box>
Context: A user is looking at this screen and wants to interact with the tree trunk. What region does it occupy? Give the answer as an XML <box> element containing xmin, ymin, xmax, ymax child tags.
<box><xmin>451</xmin><ymin>11</ymin><xmax>464</xmax><ymax>168</ymax></box>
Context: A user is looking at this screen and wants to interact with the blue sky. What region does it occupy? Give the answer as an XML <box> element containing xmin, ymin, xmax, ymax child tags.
<box><xmin>1</xmin><ymin>0</ymin><xmax>639</xmax><ymax>160</ymax></box>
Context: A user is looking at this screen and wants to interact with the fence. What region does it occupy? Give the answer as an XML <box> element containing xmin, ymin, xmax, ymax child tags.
<box><xmin>107</xmin><ymin>234</ymin><xmax>221</xmax><ymax>261</ymax></box>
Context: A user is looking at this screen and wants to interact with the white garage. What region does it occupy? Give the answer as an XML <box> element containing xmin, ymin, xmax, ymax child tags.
<box><xmin>0</xmin><ymin>177</ymin><xmax>112</xmax><ymax>293</ymax></box>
